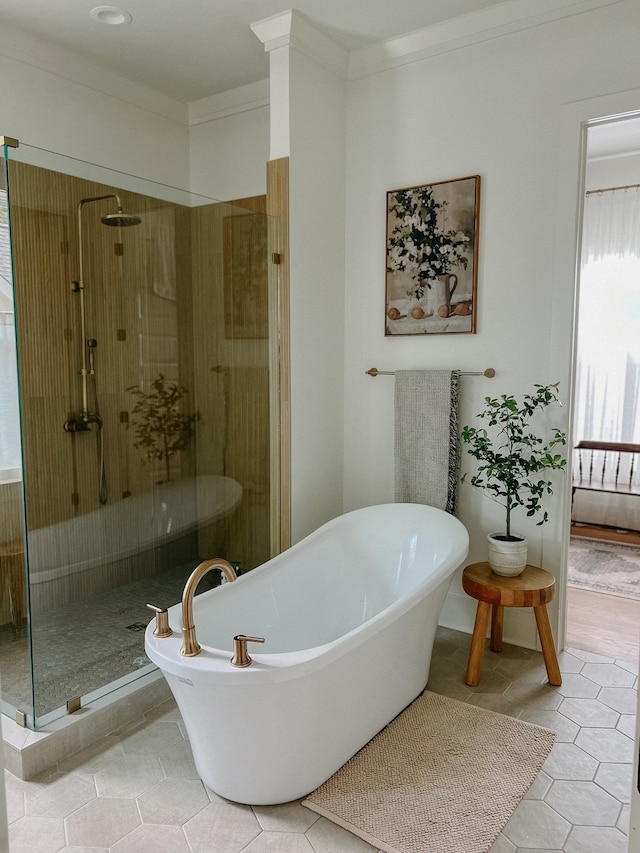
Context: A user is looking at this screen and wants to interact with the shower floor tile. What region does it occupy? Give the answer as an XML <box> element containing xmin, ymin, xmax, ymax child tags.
<box><xmin>0</xmin><ymin>560</ymin><xmax>220</xmax><ymax>719</ymax></box>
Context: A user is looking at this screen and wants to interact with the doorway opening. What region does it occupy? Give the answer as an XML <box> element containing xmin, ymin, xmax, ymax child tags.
<box><xmin>566</xmin><ymin>115</ymin><xmax>640</xmax><ymax>662</ymax></box>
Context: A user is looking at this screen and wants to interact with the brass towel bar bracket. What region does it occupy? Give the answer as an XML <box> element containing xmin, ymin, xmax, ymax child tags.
<box><xmin>365</xmin><ymin>367</ymin><xmax>495</xmax><ymax>378</ymax></box>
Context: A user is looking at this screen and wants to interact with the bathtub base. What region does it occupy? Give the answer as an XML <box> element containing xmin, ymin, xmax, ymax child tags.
<box><xmin>147</xmin><ymin>503</ymin><xmax>469</xmax><ymax>805</ymax></box>
<box><xmin>165</xmin><ymin>590</ymin><xmax>445</xmax><ymax>804</ymax></box>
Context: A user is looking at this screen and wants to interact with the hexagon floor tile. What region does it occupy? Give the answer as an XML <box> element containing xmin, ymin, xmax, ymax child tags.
<box><xmin>5</xmin><ymin>626</ymin><xmax>636</xmax><ymax>853</ymax></box>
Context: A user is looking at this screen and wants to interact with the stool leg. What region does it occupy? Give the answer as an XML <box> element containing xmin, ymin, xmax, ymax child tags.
<box><xmin>465</xmin><ymin>600</ymin><xmax>491</xmax><ymax>686</ymax></box>
<box><xmin>490</xmin><ymin>604</ymin><xmax>504</xmax><ymax>653</ymax></box>
<box><xmin>534</xmin><ymin>604</ymin><xmax>562</xmax><ymax>686</ymax></box>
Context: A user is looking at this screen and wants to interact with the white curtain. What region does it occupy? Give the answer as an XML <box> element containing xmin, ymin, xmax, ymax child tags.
<box><xmin>574</xmin><ymin>188</ymin><xmax>640</xmax><ymax>445</ymax></box>
<box><xmin>573</xmin><ymin>187</ymin><xmax>640</xmax><ymax>529</ymax></box>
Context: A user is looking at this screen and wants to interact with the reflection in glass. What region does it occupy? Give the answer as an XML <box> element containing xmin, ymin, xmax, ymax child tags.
<box><xmin>0</xmin><ymin>143</ymin><xmax>276</xmax><ymax>726</ymax></box>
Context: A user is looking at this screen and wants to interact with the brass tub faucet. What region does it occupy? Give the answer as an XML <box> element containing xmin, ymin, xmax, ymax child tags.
<box><xmin>180</xmin><ymin>558</ymin><xmax>237</xmax><ymax>656</ymax></box>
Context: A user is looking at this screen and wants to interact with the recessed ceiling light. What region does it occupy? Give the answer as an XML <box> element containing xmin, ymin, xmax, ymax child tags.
<box><xmin>90</xmin><ymin>6</ymin><xmax>132</xmax><ymax>25</ymax></box>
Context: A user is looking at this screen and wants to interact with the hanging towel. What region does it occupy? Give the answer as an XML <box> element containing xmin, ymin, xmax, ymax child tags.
<box><xmin>150</xmin><ymin>226</ymin><xmax>176</xmax><ymax>301</ymax></box>
<box><xmin>146</xmin><ymin>211</ymin><xmax>176</xmax><ymax>301</ymax></box>
<box><xmin>394</xmin><ymin>370</ymin><xmax>460</xmax><ymax>514</ymax></box>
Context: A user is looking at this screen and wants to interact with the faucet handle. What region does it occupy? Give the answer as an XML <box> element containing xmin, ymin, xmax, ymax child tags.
<box><xmin>146</xmin><ymin>604</ymin><xmax>173</xmax><ymax>638</ymax></box>
<box><xmin>230</xmin><ymin>634</ymin><xmax>265</xmax><ymax>668</ymax></box>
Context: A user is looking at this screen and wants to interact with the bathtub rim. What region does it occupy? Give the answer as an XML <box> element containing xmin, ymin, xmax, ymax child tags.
<box><xmin>145</xmin><ymin>502</ymin><xmax>469</xmax><ymax>685</ymax></box>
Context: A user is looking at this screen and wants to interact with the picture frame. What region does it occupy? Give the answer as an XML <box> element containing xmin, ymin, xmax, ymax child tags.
<box><xmin>385</xmin><ymin>175</ymin><xmax>480</xmax><ymax>336</ymax></box>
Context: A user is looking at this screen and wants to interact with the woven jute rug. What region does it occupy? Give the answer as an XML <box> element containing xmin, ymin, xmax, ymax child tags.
<box><xmin>302</xmin><ymin>690</ymin><xmax>555</xmax><ymax>853</ymax></box>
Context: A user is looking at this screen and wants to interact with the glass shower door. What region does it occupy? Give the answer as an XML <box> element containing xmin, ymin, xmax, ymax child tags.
<box><xmin>0</xmin><ymin>138</ymin><xmax>33</xmax><ymax>727</ymax></box>
<box><xmin>1</xmin><ymin>139</ymin><xmax>279</xmax><ymax>728</ymax></box>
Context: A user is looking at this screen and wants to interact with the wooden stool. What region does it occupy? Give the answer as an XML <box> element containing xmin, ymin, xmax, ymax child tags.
<box><xmin>462</xmin><ymin>562</ymin><xmax>562</xmax><ymax>687</ymax></box>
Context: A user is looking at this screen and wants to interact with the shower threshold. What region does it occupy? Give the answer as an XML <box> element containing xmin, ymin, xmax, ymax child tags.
<box><xmin>2</xmin><ymin>668</ymin><xmax>171</xmax><ymax>780</ymax></box>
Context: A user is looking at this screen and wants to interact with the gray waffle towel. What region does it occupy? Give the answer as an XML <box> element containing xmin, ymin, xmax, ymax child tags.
<box><xmin>394</xmin><ymin>370</ymin><xmax>460</xmax><ymax>514</ymax></box>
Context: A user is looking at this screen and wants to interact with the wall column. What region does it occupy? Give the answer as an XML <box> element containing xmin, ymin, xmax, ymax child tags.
<box><xmin>252</xmin><ymin>11</ymin><xmax>348</xmax><ymax>542</ymax></box>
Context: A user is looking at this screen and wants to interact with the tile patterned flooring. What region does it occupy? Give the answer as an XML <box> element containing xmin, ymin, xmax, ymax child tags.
<box><xmin>0</xmin><ymin>560</ymin><xmax>211</xmax><ymax>719</ymax></box>
<box><xmin>4</xmin><ymin>626</ymin><xmax>636</xmax><ymax>852</ymax></box>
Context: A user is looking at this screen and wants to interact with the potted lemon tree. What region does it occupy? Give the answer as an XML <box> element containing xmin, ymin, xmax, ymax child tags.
<box><xmin>461</xmin><ymin>383</ymin><xmax>567</xmax><ymax>576</ymax></box>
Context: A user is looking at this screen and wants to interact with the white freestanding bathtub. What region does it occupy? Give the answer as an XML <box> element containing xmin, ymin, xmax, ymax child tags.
<box><xmin>145</xmin><ymin>502</ymin><xmax>469</xmax><ymax>804</ymax></box>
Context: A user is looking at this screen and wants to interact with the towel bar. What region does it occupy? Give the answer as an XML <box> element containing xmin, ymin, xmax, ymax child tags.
<box><xmin>365</xmin><ymin>367</ymin><xmax>495</xmax><ymax>378</ymax></box>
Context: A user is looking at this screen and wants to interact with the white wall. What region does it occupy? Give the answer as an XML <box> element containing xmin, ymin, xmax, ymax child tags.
<box><xmin>288</xmin><ymin>47</ymin><xmax>347</xmax><ymax>541</ymax></box>
<box><xmin>189</xmin><ymin>82</ymin><xmax>270</xmax><ymax>200</ymax></box>
<box><xmin>0</xmin><ymin>52</ymin><xmax>189</xmax><ymax>189</ymax></box>
<box><xmin>0</xmin><ymin>40</ymin><xmax>272</xmax><ymax>205</ymax></box>
<box><xmin>342</xmin><ymin>1</ymin><xmax>640</xmax><ymax>647</ymax></box>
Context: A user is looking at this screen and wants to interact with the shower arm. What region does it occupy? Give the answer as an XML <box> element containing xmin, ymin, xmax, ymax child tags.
<box><xmin>74</xmin><ymin>194</ymin><xmax>122</xmax><ymax>419</ymax></box>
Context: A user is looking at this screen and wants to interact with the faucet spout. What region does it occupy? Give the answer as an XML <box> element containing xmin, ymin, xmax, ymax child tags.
<box><xmin>180</xmin><ymin>558</ymin><xmax>237</xmax><ymax>656</ymax></box>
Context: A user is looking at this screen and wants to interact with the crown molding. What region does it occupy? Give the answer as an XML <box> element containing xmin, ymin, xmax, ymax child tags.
<box><xmin>189</xmin><ymin>80</ymin><xmax>270</xmax><ymax>126</ymax></box>
<box><xmin>0</xmin><ymin>27</ymin><xmax>187</xmax><ymax>124</ymax></box>
<box><xmin>251</xmin><ymin>9</ymin><xmax>349</xmax><ymax>80</ymax></box>
<box><xmin>349</xmin><ymin>0</ymin><xmax>625</xmax><ymax>79</ymax></box>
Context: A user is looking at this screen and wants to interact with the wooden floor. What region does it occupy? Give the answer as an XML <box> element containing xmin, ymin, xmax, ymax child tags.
<box><xmin>567</xmin><ymin>524</ymin><xmax>640</xmax><ymax>662</ymax></box>
<box><xmin>571</xmin><ymin>522</ymin><xmax>640</xmax><ymax>547</ymax></box>
<box><xmin>566</xmin><ymin>586</ymin><xmax>640</xmax><ymax>661</ymax></box>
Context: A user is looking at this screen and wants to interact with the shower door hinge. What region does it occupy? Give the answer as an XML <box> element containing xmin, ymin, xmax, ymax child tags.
<box><xmin>15</xmin><ymin>710</ymin><xmax>27</xmax><ymax>728</ymax></box>
<box><xmin>271</xmin><ymin>252</ymin><xmax>281</xmax><ymax>265</ymax></box>
<box><xmin>66</xmin><ymin>697</ymin><xmax>82</xmax><ymax>715</ymax></box>
<box><xmin>0</xmin><ymin>136</ymin><xmax>19</xmax><ymax>149</ymax></box>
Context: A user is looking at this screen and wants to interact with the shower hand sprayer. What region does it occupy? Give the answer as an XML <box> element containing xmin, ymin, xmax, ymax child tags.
<box><xmin>63</xmin><ymin>195</ymin><xmax>141</xmax><ymax>505</ymax></box>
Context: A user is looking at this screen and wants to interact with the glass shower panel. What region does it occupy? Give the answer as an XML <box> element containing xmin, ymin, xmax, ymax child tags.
<box><xmin>0</xmin><ymin>141</ymin><xmax>33</xmax><ymax>726</ymax></box>
<box><xmin>2</xmin><ymin>141</ymin><xmax>276</xmax><ymax>727</ymax></box>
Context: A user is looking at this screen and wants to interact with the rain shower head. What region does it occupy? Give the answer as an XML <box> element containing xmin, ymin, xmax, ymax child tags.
<box><xmin>101</xmin><ymin>209</ymin><xmax>142</xmax><ymax>227</ymax></box>
<box><xmin>78</xmin><ymin>194</ymin><xmax>142</xmax><ymax>228</ymax></box>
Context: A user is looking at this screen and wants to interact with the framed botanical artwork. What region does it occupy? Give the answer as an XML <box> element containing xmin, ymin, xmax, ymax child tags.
<box><xmin>385</xmin><ymin>175</ymin><xmax>480</xmax><ymax>336</ymax></box>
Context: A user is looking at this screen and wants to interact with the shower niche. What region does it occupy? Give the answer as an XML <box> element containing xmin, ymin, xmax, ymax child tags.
<box><xmin>0</xmin><ymin>140</ymin><xmax>282</xmax><ymax>728</ymax></box>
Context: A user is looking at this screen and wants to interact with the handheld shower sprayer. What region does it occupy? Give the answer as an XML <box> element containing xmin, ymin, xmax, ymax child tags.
<box><xmin>88</xmin><ymin>338</ymin><xmax>97</xmax><ymax>375</ymax></box>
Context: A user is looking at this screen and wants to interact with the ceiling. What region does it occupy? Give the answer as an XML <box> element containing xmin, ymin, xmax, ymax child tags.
<box><xmin>0</xmin><ymin>0</ymin><xmax>514</xmax><ymax>103</ymax></box>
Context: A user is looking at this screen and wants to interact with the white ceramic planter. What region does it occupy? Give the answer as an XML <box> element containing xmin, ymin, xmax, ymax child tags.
<box><xmin>487</xmin><ymin>533</ymin><xmax>528</xmax><ymax>577</ymax></box>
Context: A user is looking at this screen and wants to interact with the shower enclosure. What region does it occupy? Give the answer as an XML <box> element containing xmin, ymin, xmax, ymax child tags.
<box><xmin>0</xmin><ymin>139</ymin><xmax>281</xmax><ymax>728</ymax></box>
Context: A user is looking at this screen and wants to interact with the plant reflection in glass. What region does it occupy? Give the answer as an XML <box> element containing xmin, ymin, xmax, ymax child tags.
<box><xmin>128</xmin><ymin>374</ymin><xmax>200</xmax><ymax>483</ymax></box>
